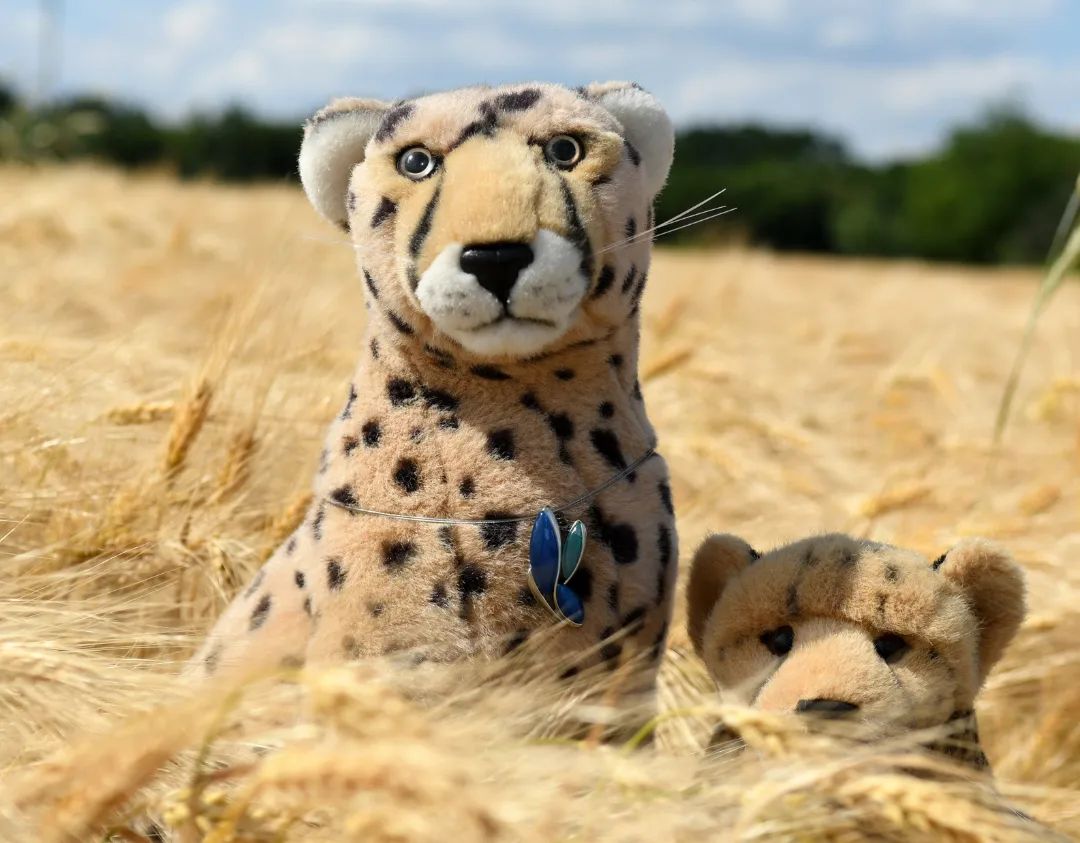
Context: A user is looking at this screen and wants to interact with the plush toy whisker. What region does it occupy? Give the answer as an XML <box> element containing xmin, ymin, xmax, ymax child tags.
<box><xmin>599</xmin><ymin>206</ymin><xmax>737</xmax><ymax>256</ymax></box>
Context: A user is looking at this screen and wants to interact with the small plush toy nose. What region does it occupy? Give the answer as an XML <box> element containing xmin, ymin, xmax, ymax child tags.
<box><xmin>460</xmin><ymin>242</ymin><xmax>534</xmax><ymax>306</ymax></box>
<box><xmin>796</xmin><ymin>698</ymin><xmax>860</xmax><ymax>717</ymax></box>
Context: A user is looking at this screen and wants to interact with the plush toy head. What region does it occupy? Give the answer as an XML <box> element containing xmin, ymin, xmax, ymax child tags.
<box><xmin>298</xmin><ymin>82</ymin><xmax>674</xmax><ymax>359</ymax></box>
<box><xmin>687</xmin><ymin>533</ymin><xmax>1026</xmax><ymax>744</ymax></box>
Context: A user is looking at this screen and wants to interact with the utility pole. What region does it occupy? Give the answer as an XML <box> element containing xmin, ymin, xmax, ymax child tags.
<box><xmin>36</xmin><ymin>0</ymin><xmax>63</xmax><ymax>104</ymax></box>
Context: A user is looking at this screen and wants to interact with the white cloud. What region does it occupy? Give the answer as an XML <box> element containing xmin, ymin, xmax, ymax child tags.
<box><xmin>163</xmin><ymin>1</ymin><xmax>219</xmax><ymax>48</ymax></box>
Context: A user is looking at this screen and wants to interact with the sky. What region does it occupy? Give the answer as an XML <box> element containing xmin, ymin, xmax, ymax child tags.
<box><xmin>0</xmin><ymin>0</ymin><xmax>1078</xmax><ymax>161</ymax></box>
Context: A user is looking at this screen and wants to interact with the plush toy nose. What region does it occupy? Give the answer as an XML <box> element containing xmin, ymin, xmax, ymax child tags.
<box><xmin>460</xmin><ymin>242</ymin><xmax>534</xmax><ymax>305</ymax></box>
<box><xmin>795</xmin><ymin>698</ymin><xmax>859</xmax><ymax>717</ymax></box>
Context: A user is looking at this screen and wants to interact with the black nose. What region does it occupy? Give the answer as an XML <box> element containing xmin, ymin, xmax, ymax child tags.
<box><xmin>795</xmin><ymin>698</ymin><xmax>859</xmax><ymax>717</ymax></box>
<box><xmin>459</xmin><ymin>242</ymin><xmax>534</xmax><ymax>306</ymax></box>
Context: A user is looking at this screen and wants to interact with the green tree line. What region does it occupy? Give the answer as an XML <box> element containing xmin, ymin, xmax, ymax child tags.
<box><xmin>1</xmin><ymin>84</ymin><xmax>1076</xmax><ymax>264</ymax></box>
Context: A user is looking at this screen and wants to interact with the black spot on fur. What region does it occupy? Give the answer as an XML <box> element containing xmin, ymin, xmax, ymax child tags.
<box><xmin>608</xmin><ymin>353</ymin><xmax>624</xmax><ymax>369</ymax></box>
<box><xmin>560</xmin><ymin>666</ymin><xmax>580</xmax><ymax>680</ymax></box>
<box><xmin>621</xmin><ymin>606</ymin><xmax>647</xmax><ymax>632</ymax></box>
<box><xmin>331</xmin><ymin>485</ymin><xmax>357</xmax><ymax>508</ymax></box>
<box><xmin>387</xmin><ymin>377</ymin><xmax>417</xmax><ymax>406</ymax></box>
<box><xmin>347</xmin><ymin>191</ymin><xmax>357</xmax><ymax>215</ymax></box>
<box><xmin>424</xmin><ymin>344</ymin><xmax>455</xmax><ymax>368</ymax></box>
<box><xmin>370</xmin><ymin>338</ymin><xmax>380</xmax><ymax>359</ymax></box>
<box><xmin>658</xmin><ymin>481</ymin><xmax>674</xmax><ymax>515</ymax></box>
<box><xmin>471</xmin><ymin>364</ymin><xmax>511</xmax><ymax>381</ymax></box>
<box><xmin>303</xmin><ymin>596</ymin><xmax>312</xmax><ymax>616</ymax></box>
<box><xmin>458</xmin><ymin>565</ymin><xmax>488</xmax><ymax>599</ymax></box>
<box><xmin>592</xmin><ymin>173</ymin><xmax>612</xmax><ymax>187</ymax></box>
<box><xmin>599</xmin><ymin>401</ymin><xmax>615</xmax><ymax>418</ymax></box>
<box><xmin>625</xmin><ymin>217</ymin><xmax>636</xmax><ymax>238</ymax></box>
<box><xmin>371</xmin><ymin>196</ymin><xmax>397</xmax><ymax>228</ymax></box>
<box><xmin>438</xmin><ymin>525</ymin><xmax>455</xmax><ymax>551</ymax></box>
<box><xmin>503</xmin><ymin>628</ymin><xmax>530</xmax><ymax>654</ymax></box>
<box><xmin>326</xmin><ymin>557</ymin><xmax>346</xmax><ymax>590</ymax></box>
<box><xmin>431</xmin><ymin>582</ymin><xmax>449</xmax><ymax>608</ymax></box>
<box><xmin>362</xmin><ymin>420</ymin><xmax>381</xmax><ymax>447</ymax></box>
<box><xmin>438</xmin><ymin>415</ymin><xmax>460</xmax><ymax>430</ymax></box>
<box><xmin>495</xmin><ymin>88</ymin><xmax>542</xmax><ymax>111</ymax></box>
<box><xmin>480</xmin><ymin>513</ymin><xmax>518</xmax><ymax>550</ymax></box>
<box><xmin>607</xmin><ymin>582</ymin><xmax>619</xmax><ymax>611</ymax></box>
<box><xmin>375</xmin><ymin>102</ymin><xmax>414</xmax><ymax>142</ymax></box>
<box><xmin>786</xmin><ymin>581</ymin><xmax>799</xmax><ymax>616</ymax></box>
<box><xmin>387</xmin><ymin>310</ymin><xmax>414</xmax><ymax>335</ymax></box>
<box><xmin>633</xmin><ymin>380</ymin><xmax>643</xmax><ymax>400</ymax></box>
<box><xmin>554</xmin><ymin>368</ymin><xmax>575</xmax><ymax>381</ymax></box>
<box><xmin>340</xmin><ymin>384</ymin><xmax>357</xmax><ymax>419</ymax></box>
<box><xmin>590</xmin><ymin>506</ymin><xmax>639</xmax><ymax>565</ymax></box>
<box><xmin>343</xmin><ymin>435</ymin><xmax>359</xmax><ymax>456</ymax></box>
<box><xmin>459</xmin><ymin>476</ymin><xmax>475</xmax><ymax>498</ymax></box>
<box><xmin>394</xmin><ymin>458</ymin><xmax>422</xmax><ymax>493</ymax></box>
<box><xmin>621</xmin><ymin>264</ymin><xmax>638</xmax><ymax>294</ymax></box>
<box><xmin>557</xmin><ymin>176</ymin><xmax>593</xmax><ymax>279</ymax></box>
<box><xmin>520</xmin><ymin>392</ymin><xmax>541</xmax><ymax>411</ymax></box>
<box><xmin>929</xmin><ymin>648</ymin><xmax>940</xmax><ymax>660</ymax></box>
<box><xmin>590</xmin><ymin>428</ymin><xmax>629</xmax><ymax>476</ymax></box>
<box><xmin>517</xmin><ymin>586</ymin><xmax>537</xmax><ymax>607</ymax></box>
<box><xmin>884</xmin><ymin>564</ymin><xmax>900</xmax><ymax>582</ymax></box>
<box><xmin>312</xmin><ymin>503</ymin><xmax>326</xmax><ymax>540</ymax></box>
<box><xmin>383</xmin><ymin>541</ymin><xmax>417</xmax><ymax>570</ymax></box>
<box><xmin>317</xmin><ymin>447</ymin><xmax>330</xmax><ymax>474</ymax></box>
<box><xmin>932</xmin><ymin>552</ymin><xmax>948</xmax><ymax>570</ymax></box>
<box><xmin>409</xmin><ymin>186</ymin><xmax>441</xmax><ymax>258</ymax></box>
<box><xmin>370</xmin><ymin>602</ymin><xmax>384</xmax><ymax>617</ymax></box>
<box><xmin>244</xmin><ymin>569</ymin><xmax>265</xmax><ymax>599</ymax></box>
<box><xmin>624</xmin><ymin>139</ymin><xmax>642</xmax><ymax>166</ymax></box>
<box><xmin>249</xmin><ymin>594</ymin><xmax>271</xmax><ymax>630</ymax></box>
<box><xmin>452</xmin><ymin>102</ymin><xmax>498</xmax><ymax>148</ymax></box>
<box><xmin>876</xmin><ymin>592</ymin><xmax>888</xmax><ymax>617</ymax></box>
<box><xmin>286</xmin><ymin>535</ymin><xmax>297</xmax><ymax>555</ymax></box>
<box><xmin>363</xmin><ymin>269</ymin><xmax>380</xmax><ymax>299</ymax></box>
<box><xmin>592</xmin><ymin>264</ymin><xmax>616</xmax><ymax>298</ymax></box>
<box><xmin>547</xmin><ymin>412</ymin><xmax>574</xmax><ymax>440</ymax></box>
<box><xmin>658</xmin><ymin>524</ymin><xmax>673</xmax><ymax>569</ymax></box>
<box><xmin>487</xmin><ymin>429</ymin><xmax>515</xmax><ymax>460</ymax></box>
<box><xmin>294</xmin><ymin>570</ymin><xmax>305</xmax><ymax>589</ymax></box>
<box><xmin>421</xmin><ymin>386</ymin><xmax>459</xmax><ymax>412</ymax></box>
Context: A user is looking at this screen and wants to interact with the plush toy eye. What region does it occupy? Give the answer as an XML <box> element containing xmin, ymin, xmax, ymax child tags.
<box><xmin>397</xmin><ymin>147</ymin><xmax>438</xmax><ymax>180</ymax></box>
<box><xmin>759</xmin><ymin>625</ymin><xmax>794</xmax><ymax>657</ymax></box>
<box><xmin>544</xmin><ymin>135</ymin><xmax>583</xmax><ymax>168</ymax></box>
<box><xmin>873</xmin><ymin>633</ymin><xmax>910</xmax><ymax>664</ymax></box>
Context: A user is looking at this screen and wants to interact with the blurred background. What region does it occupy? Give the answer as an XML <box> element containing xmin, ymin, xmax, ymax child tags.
<box><xmin>0</xmin><ymin>0</ymin><xmax>1078</xmax><ymax>263</ymax></box>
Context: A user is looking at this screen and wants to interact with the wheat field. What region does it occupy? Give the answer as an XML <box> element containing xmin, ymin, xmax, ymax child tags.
<box><xmin>1</xmin><ymin>164</ymin><xmax>1078</xmax><ymax>842</ymax></box>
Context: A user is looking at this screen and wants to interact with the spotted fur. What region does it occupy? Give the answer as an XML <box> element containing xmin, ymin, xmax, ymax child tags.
<box><xmin>191</xmin><ymin>82</ymin><xmax>678</xmax><ymax>688</ymax></box>
<box><xmin>687</xmin><ymin>533</ymin><xmax>1026</xmax><ymax>772</ymax></box>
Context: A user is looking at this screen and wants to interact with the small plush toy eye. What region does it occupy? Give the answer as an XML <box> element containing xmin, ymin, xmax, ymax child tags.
<box><xmin>544</xmin><ymin>135</ymin><xmax>584</xmax><ymax>168</ymax></box>
<box><xmin>397</xmin><ymin>147</ymin><xmax>438</xmax><ymax>180</ymax></box>
<box><xmin>759</xmin><ymin>625</ymin><xmax>794</xmax><ymax>657</ymax></box>
<box><xmin>873</xmin><ymin>633</ymin><xmax>910</xmax><ymax>664</ymax></box>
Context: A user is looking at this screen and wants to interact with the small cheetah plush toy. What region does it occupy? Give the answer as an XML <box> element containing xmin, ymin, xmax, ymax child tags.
<box><xmin>193</xmin><ymin>82</ymin><xmax>678</xmax><ymax>685</ymax></box>
<box><xmin>686</xmin><ymin>533</ymin><xmax>1026</xmax><ymax>770</ymax></box>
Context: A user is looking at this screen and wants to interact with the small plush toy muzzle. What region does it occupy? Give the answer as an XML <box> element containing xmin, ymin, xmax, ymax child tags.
<box><xmin>686</xmin><ymin>533</ymin><xmax>1026</xmax><ymax>752</ymax></box>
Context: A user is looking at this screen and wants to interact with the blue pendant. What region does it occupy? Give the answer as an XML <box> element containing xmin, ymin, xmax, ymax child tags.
<box><xmin>528</xmin><ymin>507</ymin><xmax>587</xmax><ymax>627</ymax></box>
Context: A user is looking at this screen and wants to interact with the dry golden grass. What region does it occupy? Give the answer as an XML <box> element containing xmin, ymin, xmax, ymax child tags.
<box><xmin>1</xmin><ymin>164</ymin><xmax>1078</xmax><ymax>842</ymax></box>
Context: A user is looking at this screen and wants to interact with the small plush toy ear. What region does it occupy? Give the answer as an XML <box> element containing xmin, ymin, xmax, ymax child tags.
<box><xmin>934</xmin><ymin>539</ymin><xmax>1026</xmax><ymax>682</ymax></box>
<box><xmin>583</xmin><ymin>82</ymin><xmax>675</xmax><ymax>199</ymax></box>
<box><xmin>687</xmin><ymin>534</ymin><xmax>758</xmax><ymax>658</ymax></box>
<box><xmin>298</xmin><ymin>97</ymin><xmax>391</xmax><ymax>229</ymax></box>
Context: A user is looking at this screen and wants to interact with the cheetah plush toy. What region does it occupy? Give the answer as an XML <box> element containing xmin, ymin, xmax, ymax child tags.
<box><xmin>687</xmin><ymin>533</ymin><xmax>1026</xmax><ymax>770</ymax></box>
<box><xmin>193</xmin><ymin>82</ymin><xmax>678</xmax><ymax>686</ymax></box>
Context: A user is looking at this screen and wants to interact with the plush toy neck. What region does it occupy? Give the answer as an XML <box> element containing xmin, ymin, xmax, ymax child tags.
<box><xmin>311</xmin><ymin>310</ymin><xmax>656</xmax><ymax>521</ymax></box>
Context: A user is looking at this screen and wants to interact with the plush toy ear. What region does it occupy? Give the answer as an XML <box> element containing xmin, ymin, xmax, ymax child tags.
<box><xmin>933</xmin><ymin>539</ymin><xmax>1026</xmax><ymax>682</ymax></box>
<box><xmin>583</xmin><ymin>82</ymin><xmax>675</xmax><ymax>199</ymax></box>
<box><xmin>298</xmin><ymin>97</ymin><xmax>391</xmax><ymax>229</ymax></box>
<box><xmin>687</xmin><ymin>534</ymin><xmax>758</xmax><ymax>659</ymax></box>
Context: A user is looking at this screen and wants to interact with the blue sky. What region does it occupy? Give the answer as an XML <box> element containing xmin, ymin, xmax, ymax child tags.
<box><xmin>1</xmin><ymin>0</ymin><xmax>1078</xmax><ymax>160</ymax></box>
